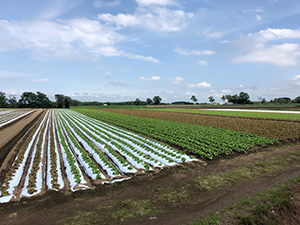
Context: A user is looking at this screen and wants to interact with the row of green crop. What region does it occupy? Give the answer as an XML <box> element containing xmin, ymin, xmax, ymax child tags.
<box><xmin>73</xmin><ymin>109</ymin><xmax>277</xmax><ymax>160</ymax></box>
<box><xmin>58</xmin><ymin>111</ymin><xmax>133</xmax><ymax>172</ymax></box>
<box><xmin>66</xmin><ymin>110</ymin><xmax>187</xmax><ymax>164</ymax></box>
<box><xmin>26</xmin><ymin>111</ymin><xmax>49</xmax><ymax>194</ymax></box>
<box><xmin>64</xmin><ymin>110</ymin><xmax>169</xmax><ymax>168</ymax></box>
<box><xmin>48</xmin><ymin>114</ymin><xmax>60</xmax><ymax>189</ymax></box>
<box><xmin>148</xmin><ymin>108</ymin><xmax>300</xmax><ymax>121</ymax></box>
<box><xmin>57</xmin><ymin>112</ymin><xmax>104</xmax><ymax>179</ymax></box>
<box><xmin>55</xmin><ymin>112</ymin><xmax>82</xmax><ymax>183</ymax></box>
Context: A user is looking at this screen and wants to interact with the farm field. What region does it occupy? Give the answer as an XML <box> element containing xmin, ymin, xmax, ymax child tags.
<box><xmin>87</xmin><ymin>108</ymin><xmax>300</xmax><ymax>141</ymax></box>
<box><xmin>0</xmin><ymin>109</ymin><xmax>36</xmax><ymax>128</ymax></box>
<box><xmin>0</xmin><ymin>109</ymin><xmax>195</xmax><ymax>203</ymax></box>
<box><xmin>146</xmin><ymin>108</ymin><xmax>300</xmax><ymax>120</ymax></box>
<box><xmin>0</xmin><ymin>107</ymin><xmax>300</xmax><ymax>225</ymax></box>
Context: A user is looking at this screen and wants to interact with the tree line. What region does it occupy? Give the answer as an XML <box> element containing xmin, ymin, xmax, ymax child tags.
<box><xmin>0</xmin><ymin>91</ymin><xmax>79</xmax><ymax>108</ymax></box>
<box><xmin>0</xmin><ymin>92</ymin><xmax>164</xmax><ymax>108</ymax></box>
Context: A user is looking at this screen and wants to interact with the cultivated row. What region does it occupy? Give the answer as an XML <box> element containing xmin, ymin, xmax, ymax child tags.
<box><xmin>0</xmin><ymin>109</ymin><xmax>195</xmax><ymax>203</ymax></box>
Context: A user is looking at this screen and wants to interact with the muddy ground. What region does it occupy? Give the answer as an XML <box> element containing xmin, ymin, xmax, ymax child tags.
<box><xmin>0</xmin><ymin>110</ymin><xmax>300</xmax><ymax>224</ymax></box>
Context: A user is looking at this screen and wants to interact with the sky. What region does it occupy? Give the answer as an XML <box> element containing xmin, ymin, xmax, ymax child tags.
<box><xmin>0</xmin><ymin>0</ymin><xmax>300</xmax><ymax>103</ymax></box>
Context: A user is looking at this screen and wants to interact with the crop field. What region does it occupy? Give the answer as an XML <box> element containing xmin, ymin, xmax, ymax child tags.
<box><xmin>147</xmin><ymin>108</ymin><xmax>300</xmax><ymax>120</ymax></box>
<box><xmin>0</xmin><ymin>109</ymin><xmax>35</xmax><ymax>128</ymax></box>
<box><xmin>73</xmin><ymin>108</ymin><xmax>277</xmax><ymax>158</ymax></box>
<box><xmin>92</xmin><ymin>108</ymin><xmax>300</xmax><ymax>141</ymax></box>
<box><xmin>0</xmin><ymin>109</ymin><xmax>195</xmax><ymax>203</ymax></box>
<box><xmin>1</xmin><ymin>107</ymin><xmax>300</xmax><ymax>225</ymax></box>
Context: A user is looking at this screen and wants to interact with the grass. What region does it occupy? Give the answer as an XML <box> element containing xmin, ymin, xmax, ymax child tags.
<box><xmin>146</xmin><ymin>108</ymin><xmax>300</xmax><ymax>120</ymax></box>
<box><xmin>195</xmin><ymin>158</ymin><xmax>291</xmax><ymax>191</ymax></box>
<box><xmin>191</xmin><ymin>176</ymin><xmax>300</xmax><ymax>225</ymax></box>
<box><xmin>58</xmin><ymin>199</ymin><xmax>160</xmax><ymax>225</ymax></box>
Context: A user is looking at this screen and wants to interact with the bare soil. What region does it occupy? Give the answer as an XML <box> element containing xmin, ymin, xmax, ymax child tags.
<box><xmin>0</xmin><ymin>110</ymin><xmax>44</xmax><ymax>167</ymax></box>
<box><xmin>0</xmin><ymin>140</ymin><xmax>299</xmax><ymax>225</ymax></box>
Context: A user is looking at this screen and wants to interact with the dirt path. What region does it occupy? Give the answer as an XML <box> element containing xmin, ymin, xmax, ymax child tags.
<box><xmin>1</xmin><ymin>142</ymin><xmax>300</xmax><ymax>225</ymax></box>
<box><xmin>0</xmin><ymin>110</ymin><xmax>44</xmax><ymax>167</ymax></box>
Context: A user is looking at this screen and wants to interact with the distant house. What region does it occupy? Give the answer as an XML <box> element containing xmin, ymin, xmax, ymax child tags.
<box><xmin>103</xmin><ymin>104</ymin><xmax>108</xmax><ymax>106</ymax></box>
<box><xmin>227</xmin><ymin>102</ymin><xmax>234</xmax><ymax>105</ymax></box>
<box><xmin>213</xmin><ymin>102</ymin><xmax>218</xmax><ymax>105</ymax></box>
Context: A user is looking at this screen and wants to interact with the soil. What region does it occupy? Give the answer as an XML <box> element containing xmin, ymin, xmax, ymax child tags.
<box><xmin>0</xmin><ymin>110</ymin><xmax>44</xmax><ymax>167</ymax></box>
<box><xmin>0</xmin><ymin>140</ymin><xmax>300</xmax><ymax>225</ymax></box>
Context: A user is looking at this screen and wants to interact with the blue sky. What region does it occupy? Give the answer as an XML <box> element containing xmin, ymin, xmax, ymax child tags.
<box><xmin>0</xmin><ymin>0</ymin><xmax>300</xmax><ymax>103</ymax></box>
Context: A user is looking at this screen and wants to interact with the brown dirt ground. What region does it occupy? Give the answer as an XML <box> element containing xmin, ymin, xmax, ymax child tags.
<box><xmin>0</xmin><ymin>110</ymin><xmax>44</xmax><ymax>167</ymax></box>
<box><xmin>0</xmin><ymin>141</ymin><xmax>299</xmax><ymax>225</ymax></box>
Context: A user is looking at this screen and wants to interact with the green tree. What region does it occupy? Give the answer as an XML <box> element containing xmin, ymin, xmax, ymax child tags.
<box><xmin>153</xmin><ymin>96</ymin><xmax>162</xmax><ymax>105</ymax></box>
<box><xmin>146</xmin><ymin>98</ymin><xmax>153</xmax><ymax>105</ymax></box>
<box><xmin>208</xmin><ymin>96</ymin><xmax>215</xmax><ymax>103</ymax></box>
<box><xmin>0</xmin><ymin>91</ymin><xmax>7</xmax><ymax>107</ymax></box>
<box><xmin>7</xmin><ymin>95</ymin><xmax>18</xmax><ymax>108</ymax></box>
<box><xmin>64</xmin><ymin>98</ymin><xmax>70</xmax><ymax>108</ymax></box>
<box><xmin>191</xmin><ymin>95</ymin><xmax>198</xmax><ymax>104</ymax></box>
<box><xmin>238</xmin><ymin>92</ymin><xmax>250</xmax><ymax>104</ymax></box>
<box><xmin>19</xmin><ymin>92</ymin><xmax>37</xmax><ymax>108</ymax></box>
<box><xmin>36</xmin><ymin>91</ymin><xmax>52</xmax><ymax>108</ymax></box>
<box><xmin>221</xmin><ymin>95</ymin><xmax>226</xmax><ymax>102</ymax></box>
<box><xmin>134</xmin><ymin>98</ymin><xmax>141</xmax><ymax>106</ymax></box>
<box><xmin>293</xmin><ymin>96</ymin><xmax>300</xmax><ymax>103</ymax></box>
<box><xmin>55</xmin><ymin>94</ymin><xmax>65</xmax><ymax>108</ymax></box>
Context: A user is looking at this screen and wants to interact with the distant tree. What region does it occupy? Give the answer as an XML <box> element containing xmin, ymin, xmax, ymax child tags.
<box><xmin>153</xmin><ymin>96</ymin><xmax>162</xmax><ymax>105</ymax></box>
<box><xmin>221</xmin><ymin>95</ymin><xmax>226</xmax><ymax>102</ymax></box>
<box><xmin>293</xmin><ymin>96</ymin><xmax>300</xmax><ymax>103</ymax></box>
<box><xmin>191</xmin><ymin>95</ymin><xmax>198</xmax><ymax>104</ymax></box>
<box><xmin>272</xmin><ymin>97</ymin><xmax>291</xmax><ymax>104</ymax></box>
<box><xmin>55</xmin><ymin>94</ymin><xmax>65</xmax><ymax>108</ymax></box>
<box><xmin>64</xmin><ymin>98</ymin><xmax>70</xmax><ymax>108</ymax></box>
<box><xmin>19</xmin><ymin>92</ymin><xmax>37</xmax><ymax>108</ymax></box>
<box><xmin>0</xmin><ymin>91</ymin><xmax>7</xmax><ymax>107</ymax></box>
<box><xmin>146</xmin><ymin>98</ymin><xmax>153</xmax><ymax>105</ymax></box>
<box><xmin>208</xmin><ymin>96</ymin><xmax>215</xmax><ymax>103</ymax></box>
<box><xmin>36</xmin><ymin>91</ymin><xmax>52</xmax><ymax>108</ymax></box>
<box><xmin>7</xmin><ymin>95</ymin><xmax>18</xmax><ymax>108</ymax></box>
<box><xmin>134</xmin><ymin>98</ymin><xmax>141</xmax><ymax>106</ymax></box>
<box><xmin>261</xmin><ymin>98</ymin><xmax>266</xmax><ymax>104</ymax></box>
<box><xmin>224</xmin><ymin>92</ymin><xmax>251</xmax><ymax>104</ymax></box>
<box><xmin>238</xmin><ymin>92</ymin><xmax>250</xmax><ymax>104</ymax></box>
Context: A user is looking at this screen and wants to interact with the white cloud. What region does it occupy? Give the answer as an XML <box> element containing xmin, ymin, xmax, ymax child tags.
<box><xmin>293</xmin><ymin>75</ymin><xmax>300</xmax><ymax>80</ymax></box>
<box><xmin>255</xmin><ymin>15</ymin><xmax>262</xmax><ymax>21</ymax></box>
<box><xmin>30</xmin><ymin>78</ymin><xmax>49</xmax><ymax>83</ymax></box>
<box><xmin>292</xmin><ymin>75</ymin><xmax>300</xmax><ymax>85</ymax></box>
<box><xmin>198</xmin><ymin>60</ymin><xmax>208</xmax><ymax>66</ymax></box>
<box><xmin>201</xmin><ymin>28</ymin><xmax>224</xmax><ymax>39</ymax></box>
<box><xmin>171</xmin><ymin>76</ymin><xmax>184</xmax><ymax>84</ymax></box>
<box><xmin>109</xmin><ymin>80</ymin><xmax>129</xmax><ymax>87</ymax></box>
<box><xmin>98</xmin><ymin>6</ymin><xmax>194</xmax><ymax>32</ymax></box>
<box><xmin>235</xmin><ymin>43</ymin><xmax>300</xmax><ymax>66</ymax></box>
<box><xmin>221</xmin><ymin>89</ymin><xmax>232</xmax><ymax>93</ymax></box>
<box><xmin>93</xmin><ymin>0</ymin><xmax>120</xmax><ymax>8</ymax></box>
<box><xmin>140</xmin><ymin>76</ymin><xmax>161</xmax><ymax>81</ymax></box>
<box><xmin>174</xmin><ymin>47</ymin><xmax>215</xmax><ymax>56</ymax></box>
<box><xmin>188</xmin><ymin>82</ymin><xmax>212</xmax><ymax>88</ymax></box>
<box><xmin>0</xmin><ymin>19</ymin><xmax>159</xmax><ymax>63</ymax></box>
<box><xmin>248</xmin><ymin>28</ymin><xmax>300</xmax><ymax>42</ymax></box>
<box><xmin>136</xmin><ymin>0</ymin><xmax>177</xmax><ymax>6</ymax></box>
<box><xmin>185</xmin><ymin>91</ymin><xmax>197</xmax><ymax>96</ymax></box>
<box><xmin>0</xmin><ymin>70</ymin><xmax>30</xmax><ymax>81</ymax></box>
<box><xmin>234</xmin><ymin>28</ymin><xmax>300</xmax><ymax>67</ymax></box>
<box><xmin>105</xmin><ymin>72</ymin><xmax>114</xmax><ymax>78</ymax></box>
